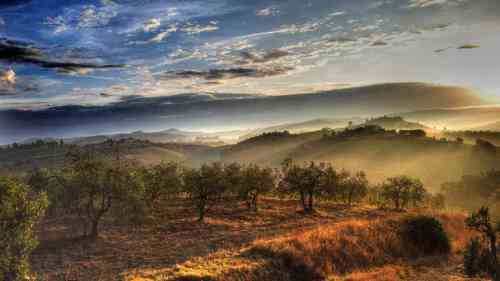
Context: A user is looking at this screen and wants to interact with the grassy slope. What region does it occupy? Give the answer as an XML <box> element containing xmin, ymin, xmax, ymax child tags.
<box><xmin>31</xmin><ymin>199</ymin><xmax>483</xmax><ymax>281</ymax></box>
<box><xmin>0</xmin><ymin>140</ymin><xmax>215</xmax><ymax>174</ymax></box>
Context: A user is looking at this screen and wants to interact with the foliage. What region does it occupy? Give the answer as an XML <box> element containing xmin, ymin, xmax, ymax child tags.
<box><xmin>463</xmin><ymin>237</ymin><xmax>484</xmax><ymax>277</ymax></box>
<box><xmin>279</xmin><ymin>159</ymin><xmax>338</xmax><ymax>212</ymax></box>
<box><xmin>55</xmin><ymin>149</ymin><xmax>141</xmax><ymax>239</ymax></box>
<box><xmin>402</xmin><ymin>215</ymin><xmax>450</xmax><ymax>255</ymax></box>
<box><xmin>140</xmin><ymin>162</ymin><xmax>182</xmax><ymax>209</ymax></box>
<box><xmin>239</xmin><ymin>164</ymin><xmax>276</xmax><ymax>212</ymax></box>
<box><xmin>442</xmin><ymin>170</ymin><xmax>500</xmax><ymax>216</ymax></box>
<box><xmin>465</xmin><ymin>207</ymin><xmax>499</xmax><ymax>280</ymax></box>
<box><xmin>339</xmin><ymin>171</ymin><xmax>368</xmax><ymax>205</ymax></box>
<box><xmin>380</xmin><ymin>176</ymin><xmax>427</xmax><ymax>209</ymax></box>
<box><xmin>0</xmin><ymin>177</ymin><xmax>48</xmax><ymax>281</ymax></box>
<box><xmin>183</xmin><ymin>162</ymin><xmax>228</xmax><ymax>222</ymax></box>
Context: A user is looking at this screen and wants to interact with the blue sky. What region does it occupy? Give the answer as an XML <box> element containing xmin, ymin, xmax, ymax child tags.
<box><xmin>0</xmin><ymin>0</ymin><xmax>499</xmax><ymax>110</ymax></box>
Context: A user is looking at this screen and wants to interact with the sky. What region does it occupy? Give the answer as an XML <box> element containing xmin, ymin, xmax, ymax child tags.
<box><xmin>0</xmin><ymin>0</ymin><xmax>499</xmax><ymax>111</ymax></box>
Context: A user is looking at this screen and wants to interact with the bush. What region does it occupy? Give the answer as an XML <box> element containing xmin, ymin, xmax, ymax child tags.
<box><xmin>402</xmin><ymin>215</ymin><xmax>451</xmax><ymax>255</ymax></box>
<box><xmin>0</xmin><ymin>177</ymin><xmax>48</xmax><ymax>281</ymax></box>
<box><xmin>463</xmin><ymin>237</ymin><xmax>483</xmax><ymax>277</ymax></box>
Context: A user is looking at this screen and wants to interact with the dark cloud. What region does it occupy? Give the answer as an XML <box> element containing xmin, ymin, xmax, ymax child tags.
<box><xmin>161</xmin><ymin>67</ymin><xmax>292</xmax><ymax>80</ymax></box>
<box><xmin>238</xmin><ymin>49</ymin><xmax>290</xmax><ymax>64</ymax></box>
<box><xmin>422</xmin><ymin>23</ymin><xmax>451</xmax><ymax>31</ymax></box>
<box><xmin>434</xmin><ymin>47</ymin><xmax>451</xmax><ymax>53</ymax></box>
<box><xmin>0</xmin><ymin>38</ymin><xmax>125</xmax><ymax>73</ymax></box>
<box><xmin>457</xmin><ymin>44</ymin><xmax>480</xmax><ymax>49</ymax></box>
<box><xmin>0</xmin><ymin>0</ymin><xmax>31</xmax><ymax>8</ymax></box>
<box><xmin>371</xmin><ymin>40</ymin><xmax>388</xmax><ymax>46</ymax></box>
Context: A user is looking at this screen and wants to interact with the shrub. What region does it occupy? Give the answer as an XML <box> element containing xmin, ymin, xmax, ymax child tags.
<box><xmin>402</xmin><ymin>215</ymin><xmax>451</xmax><ymax>255</ymax></box>
<box><xmin>463</xmin><ymin>237</ymin><xmax>483</xmax><ymax>277</ymax></box>
<box><xmin>465</xmin><ymin>207</ymin><xmax>499</xmax><ymax>280</ymax></box>
<box><xmin>0</xmin><ymin>177</ymin><xmax>48</xmax><ymax>281</ymax></box>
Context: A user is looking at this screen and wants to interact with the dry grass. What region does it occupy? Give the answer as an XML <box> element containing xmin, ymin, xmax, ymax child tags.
<box><xmin>30</xmin><ymin>200</ymin><xmax>481</xmax><ymax>281</ymax></box>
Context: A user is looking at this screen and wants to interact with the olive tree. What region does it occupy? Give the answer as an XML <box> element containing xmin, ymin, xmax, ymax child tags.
<box><xmin>57</xmin><ymin>150</ymin><xmax>138</xmax><ymax>239</ymax></box>
<box><xmin>279</xmin><ymin>160</ymin><xmax>343</xmax><ymax>212</ymax></box>
<box><xmin>240</xmin><ymin>164</ymin><xmax>276</xmax><ymax>212</ymax></box>
<box><xmin>380</xmin><ymin>176</ymin><xmax>427</xmax><ymax>209</ymax></box>
<box><xmin>0</xmin><ymin>177</ymin><xmax>48</xmax><ymax>281</ymax></box>
<box><xmin>182</xmin><ymin>162</ymin><xmax>227</xmax><ymax>222</ymax></box>
<box><xmin>340</xmin><ymin>171</ymin><xmax>369</xmax><ymax>205</ymax></box>
<box><xmin>141</xmin><ymin>162</ymin><xmax>181</xmax><ymax>209</ymax></box>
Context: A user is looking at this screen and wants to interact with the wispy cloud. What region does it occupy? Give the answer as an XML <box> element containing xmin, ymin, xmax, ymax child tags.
<box><xmin>406</xmin><ymin>0</ymin><xmax>469</xmax><ymax>8</ymax></box>
<box><xmin>181</xmin><ymin>23</ymin><xmax>218</xmax><ymax>35</ymax></box>
<box><xmin>256</xmin><ymin>7</ymin><xmax>279</xmax><ymax>16</ymax></box>
<box><xmin>143</xmin><ymin>18</ymin><xmax>161</xmax><ymax>32</ymax></box>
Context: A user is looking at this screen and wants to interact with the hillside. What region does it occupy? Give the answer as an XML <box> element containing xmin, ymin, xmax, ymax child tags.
<box><xmin>471</xmin><ymin>120</ymin><xmax>500</xmax><ymax>131</ymax></box>
<box><xmin>238</xmin><ymin>118</ymin><xmax>363</xmax><ymax>141</ymax></box>
<box><xmin>0</xmin><ymin>139</ymin><xmax>216</xmax><ymax>173</ymax></box>
<box><xmin>31</xmin><ymin>199</ymin><xmax>479</xmax><ymax>281</ymax></box>
<box><xmin>222</xmin><ymin>127</ymin><xmax>499</xmax><ymax>189</ymax></box>
<box><xmin>0</xmin><ymin>83</ymin><xmax>486</xmax><ymax>144</ymax></box>
<box><xmin>363</xmin><ymin>116</ymin><xmax>429</xmax><ymax>130</ymax></box>
<box><xmin>399</xmin><ymin>106</ymin><xmax>500</xmax><ymax>130</ymax></box>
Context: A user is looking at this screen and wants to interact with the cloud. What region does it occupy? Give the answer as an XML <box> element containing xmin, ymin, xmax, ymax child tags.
<box><xmin>0</xmin><ymin>68</ymin><xmax>16</xmax><ymax>95</ymax></box>
<box><xmin>369</xmin><ymin>1</ymin><xmax>393</xmax><ymax>9</ymax></box>
<box><xmin>151</xmin><ymin>24</ymin><xmax>178</xmax><ymax>43</ymax></box>
<box><xmin>329</xmin><ymin>11</ymin><xmax>346</xmax><ymax>17</ymax></box>
<box><xmin>238</xmin><ymin>49</ymin><xmax>290</xmax><ymax>64</ymax></box>
<box><xmin>181</xmin><ymin>23</ymin><xmax>218</xmax><ymax>35</ymax></box>
<box><xmin>44</xmin><ymin>2</ymin><xmax>119</xmax><ymax>33</ymax></box>
<box><xmin>0</xmin><ymin>0</ymin><xmax>31</xmax><ymax>8</ymax></box>
<box><xmin>143</xmin><ymin>18</ymin><xmax>161</xmax><ymax>32</ymax></box>
<box><xmin>371</xmin><ymin>40</ymin><xmax>389</xmax><ymax>46</ymax></box>
<box><xmin>160</xmin><ymin>67</ymin><xmax>293</xmax><ymax>81</ymax></box>
<box><xmin>0</xmin><ymin>68</ymin><xmax>16</xmax><ymax>84</ymax></box>
<box><xmin>406</xmin><ymin>0</ymin><xmax>468</xmax><ymax>8</ymax></box>
<box><xmin>0</xmin><ymin>38</ymin><xmax>125</xmax><ymax>73</ymax></box>
<box><xmin>422</xmin><ymin>23</ymin><xmax>451</xmax><ymax>31</ymax></box>
<box><xmin>457</xmin><ymin>44</ymin><xmax>480</xmax><ymax>49</ymax></box>
<box><xmin>256</xmin><ymin>7</ymin><xmax>279</xmax><ymax>16</ymax></box>
<box><xmin>434</xmin><ymin>47</ymin><xmax>452</xmax><ymax>53</ymax></box>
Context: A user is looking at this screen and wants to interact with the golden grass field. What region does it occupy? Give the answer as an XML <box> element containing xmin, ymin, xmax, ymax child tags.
<box><xmin>31</xmin><ymin>199</ymin><xmax>488</xmax><ymax>281</ymax></box>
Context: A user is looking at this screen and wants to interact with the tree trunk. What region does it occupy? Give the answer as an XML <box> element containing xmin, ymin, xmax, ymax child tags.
<box><xmin>299</xmin><ymin>191</ymin><xmax>307</xmax><ymax>212</ymax></box>
<box><xmin>252</xmin><ymin>194</ymin><xmax>258</xmax><ymax>213</ymax></box>
<box><xmin>308</xmin><ymin>191</ymin><xmax>314</xmax><ymax>212</ymax></box>
<box><xmin>348</xmin><ymin>189</ymin><xmax>353</xmax><ymax>206</ymax></box>
<box><xmin>488</xmin><ymin>230</ymin><xmax>498</xmax><ymax>267</ymax></box>
<box><xmin>89</xmin><ymin>219</ymin><xmax>99</xmax><ymax>240</ymax></box>
<box><xmin>198</xmin><ymin>200</ymin><xmax>206</xmax><ymax>222</ymax></box>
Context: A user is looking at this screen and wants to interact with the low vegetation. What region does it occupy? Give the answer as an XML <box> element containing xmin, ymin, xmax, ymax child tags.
<box><xmin>0</xmin><ymin>177</ymin><xmax>47</xmax><ymax>281</ymax></box>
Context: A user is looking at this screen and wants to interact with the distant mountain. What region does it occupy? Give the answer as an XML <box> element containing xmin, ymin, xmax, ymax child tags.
<box><xmin>362</xmin><ymin>116</ymin><xmax>429</xmax><ymax>130</ymax></box>
<box><xmin>63</xmin><ymin>128</ymin><xmax>247</xmax><ymax>146</ymax></box>
<box><xmin>0</xmin><ymin>82</ymin><xmax>486</xmax><ymax>144</ymax></box>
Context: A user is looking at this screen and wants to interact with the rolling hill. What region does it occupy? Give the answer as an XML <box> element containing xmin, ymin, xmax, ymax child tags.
<box><xmin>398</xmin><ymin>106</ymin><xmax>500</xmax><ymax>130</ymax></box>
<box><xmin>221</xmin><ymin>126</ymin><xmax>499</xmax><ymax>189</ymax></box>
